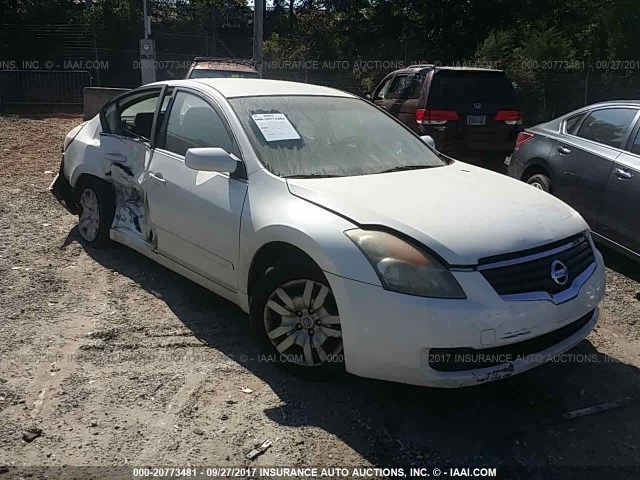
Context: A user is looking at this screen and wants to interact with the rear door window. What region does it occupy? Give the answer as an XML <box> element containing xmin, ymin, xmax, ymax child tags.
<box><xmin>564</xmin><ymin>113</ymin><xmax>587</xmax><ymax>135</ymax></box>
<box><xmin>373</xmin><ymin>76</ymin><xmax>393</xmax><ymax>101</ymax></box>
<box><xmin>404</xmin><ymin>72</ymin><xmax>426</xmax><ymax>99</ymax></box>
<box><xmin>427</xmin><ymin>71</ymin><xmax>517</xmax><ymax>109</ymax></box>
<box><xmin>386</xmin><ymin>74</ymin><xmax>410</xmax><ymax>100</ymax></box>
<box><xmin>102</xmin><ymin>89</ymin><xmax>162</xmax><ymax>140</ymax></box>
<box><xmin>629</xmin><ymin>128</ymin><xmax>640</xmax><ymax>155</ymax></box>
<box><xmin>576</xmin><ymin>108</ymin><xmax>638</xmax><ymax>148</ymax></box>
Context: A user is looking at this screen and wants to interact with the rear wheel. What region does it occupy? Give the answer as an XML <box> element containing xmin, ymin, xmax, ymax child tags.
<box><xmin>250</xmin><ymin>260</ymin><xmax>344</xmax><ymax>378</ymax></box>
<box><xmin>76</xmin><ymin>177</ymin><xmax>115</xmax><ymax>246</ymax></box>
<box><xmin>526</xmin><ymin>173</ymin><xmax>552</xmax><ymax>193</ymax></box>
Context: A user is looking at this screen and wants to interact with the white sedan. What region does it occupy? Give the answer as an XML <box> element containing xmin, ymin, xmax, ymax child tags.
<box><xmin>51</xmin><ymin>79</ymin><xmax>605</xmax><ymax>387</ymax></box>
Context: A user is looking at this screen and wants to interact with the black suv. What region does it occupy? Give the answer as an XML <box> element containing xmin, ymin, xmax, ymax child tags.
<box><xmin>371</xmin><ymin>65</ymin><xmax>522</xmax><ymax>161</ymax></box>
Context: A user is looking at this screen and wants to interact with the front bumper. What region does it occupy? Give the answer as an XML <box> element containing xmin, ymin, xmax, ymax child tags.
<box><xmin>327</xmin><ymin>249</ymin><xmax>605</xmax><ymax>388</ymax></box>
<box><xmin>506</xmin><ymin>155</ymin><xmax>526</xmax><ymax>180</ymax></box>
<box><xmin>49</xmin><ymin>156</ymin><xmax>78</xmax><ymax>214</ymax></box>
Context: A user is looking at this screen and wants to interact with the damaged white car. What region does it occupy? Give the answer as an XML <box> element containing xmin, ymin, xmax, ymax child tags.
<box><xmin>51</xmin><ymin>79</ymin><xmax>605</xmax><ymax>387</ymax></box>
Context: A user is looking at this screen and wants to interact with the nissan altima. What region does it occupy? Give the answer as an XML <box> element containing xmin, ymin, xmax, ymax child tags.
<box><xmin>51</xmin><ymin>79</ymin><xmax>605</xmax><ymax>387</ymax></box>
<box><xmin>507</xmin><ymin>100</ymin><xmax>640</xmax><ymax>259</ymax></box>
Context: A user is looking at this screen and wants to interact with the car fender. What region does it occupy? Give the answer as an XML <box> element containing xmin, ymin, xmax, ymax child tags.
<box><xmin>63</xmin><ymin>116</ymin><xmax>105</xmax><ymax>188</ymax></box>
<box><xmin>523</xmin><ymin>156</ymin><xmax>553</xmax><ymax>180</ymax></box>
<box><xmin>238</xmin><ymin>170</ymin><xmax>381</xmax><ymax>295</ymax></box>
<box><xmin>517</xmin><ymin>133</ymin><xmax>554</xmax><ymax>182</ymax></box>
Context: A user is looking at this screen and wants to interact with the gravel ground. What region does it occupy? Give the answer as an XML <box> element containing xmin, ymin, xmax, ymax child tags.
<box><xmin>0</xmin><ymin>114</ymin><xmax>639</xmax><ymax>476</ymax></box>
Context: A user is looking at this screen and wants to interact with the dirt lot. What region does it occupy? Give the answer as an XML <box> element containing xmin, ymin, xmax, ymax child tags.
<box><xmin>1</xmin><ymin>114</ymin><xmax>640</xmax><ymax>477</ymax></box>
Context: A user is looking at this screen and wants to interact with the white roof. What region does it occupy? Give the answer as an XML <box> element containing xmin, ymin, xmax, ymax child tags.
<box><xmin>156</xmin><ymin>78</ymin><xmax>355</xmax><ymax>99</ymax></box>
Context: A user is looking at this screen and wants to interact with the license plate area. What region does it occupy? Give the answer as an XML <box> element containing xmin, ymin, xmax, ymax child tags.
<box><xmin>467</xmin><ymin>115</ymin><xmax>486</xmax><ymax>126</ymax></box>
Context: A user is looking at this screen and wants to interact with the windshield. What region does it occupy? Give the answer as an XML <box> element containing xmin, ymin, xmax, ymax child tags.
<box><xmin>229</xmin><ymin>96</ymin><xmax>445</xmax><ymax>177</ymax></box>
<box><xmin>189</xmin><ymin>69</ymin><xmax>260</xmax><ymax>79</ymax></box>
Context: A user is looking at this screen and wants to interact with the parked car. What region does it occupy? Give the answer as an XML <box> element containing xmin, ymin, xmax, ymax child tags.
<box><xmin>186</xmin><ymin>57</ymin><xmax>260</xmax><ymax>79</ymax></box>
<box><xmin>51</xmin><ymin>79</ymin><xmax>604</xmax><ymax>388</ymax></box>
<box><xmin>369</xmin><ymin>65</ymin><xmax>522</xmax><ymax>163</ymax></box>
<box><xmin>507</xmin><ymin>100</ymin><xmax>640</xmax><ymax>259</ymax></box>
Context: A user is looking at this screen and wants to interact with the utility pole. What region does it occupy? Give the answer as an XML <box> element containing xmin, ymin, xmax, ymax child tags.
<box><xmin>139</xmin><ymin>0</ymin><xmax>156</xmax><ymax>84</ymax></box>
<box><xmin>584</xmin><ymin>59</ymin><xmax>590</xmax><ymax>106</ymax></box>
<box><xmin>253</xmin><ymin>0</ymin><xmax>264</xmax><ymax>76</ymax></box>
<box><xmin>85</xmin><ymin>0</ymin><xmax>99</xmax><ymax>85</ymax></box>
<box><xmin>142</xmin><ymin>0</ymin><xmax>151</xmax><ymax>39</ymax></box>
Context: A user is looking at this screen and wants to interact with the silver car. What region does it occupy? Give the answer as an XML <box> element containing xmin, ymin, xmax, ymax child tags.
<box><xmin>507</xmin><ymin>100</ymin><xmax>640</xmax><ymax>259</ymax></box>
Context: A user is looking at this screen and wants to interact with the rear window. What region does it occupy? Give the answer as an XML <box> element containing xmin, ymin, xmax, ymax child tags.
<box><xmin>427</xmin><ymin>71</ymin><xmax>517</xmax><ymax>107</ymax></box>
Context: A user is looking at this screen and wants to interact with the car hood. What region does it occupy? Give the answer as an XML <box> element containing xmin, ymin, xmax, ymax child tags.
<box><xmin>286</xmin><ymin>162</ymin><xmax>589</xmax><ymax>265</ymax></box>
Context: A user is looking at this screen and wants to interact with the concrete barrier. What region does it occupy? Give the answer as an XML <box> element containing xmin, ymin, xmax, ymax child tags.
<box><xmin>83</xmin><ymin>87</ymin><xmax>131</xmax><ymax>120</ymax></box>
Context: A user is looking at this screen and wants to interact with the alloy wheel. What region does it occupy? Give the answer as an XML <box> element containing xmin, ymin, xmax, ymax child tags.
<box><xmin>78</xmin><ymin>188</ymin><xmax>100</xmax><ymax>242</ymax></box>
<box><xmin>263</xmin><ymin>279</ymin><xmax>342</xmax><ymax>367</ymax></box>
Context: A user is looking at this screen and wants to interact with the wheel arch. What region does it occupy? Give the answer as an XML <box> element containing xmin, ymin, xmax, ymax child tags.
<box><xmin>246</xmin><ymin>241</ymin><xmax>324</xmax><ymax>298</ymax></box>
<box><xmin>74</xmin><ymin>173</ymin><xmax>114</xmax><ymax>200</ymax></box>
<box><xmin>521</xmin><ymin>160</ymin><xmax>551</xmax><ymax>183</ymax></box>
<box><xmin>242</xmin><ymin>221</ymin><xmax>381</xmax><ymax>299</ymax></box>
<box><xmin>75</xmin><ymin>172</ymin><xmax>109</xmax><ymax>188</ymax></box>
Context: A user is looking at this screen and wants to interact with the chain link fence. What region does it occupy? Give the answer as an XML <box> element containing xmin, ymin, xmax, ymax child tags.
<box><xmin>1</xmin><ymin>23</ymin><xmax>639</xmax><ymax>120</ymax></box>
<box><xmin>0</xmin><ymin>70</ymin><xmax>92</xmax><ymax>105</ymax></box>
<box><xmin>514</xmin><ymin>70</ymin><xmax>640</xmax><ymax>126</ymax></box>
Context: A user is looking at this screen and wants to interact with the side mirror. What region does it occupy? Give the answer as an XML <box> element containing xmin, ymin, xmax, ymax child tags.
<box><xmin>184</xmin><ymin>147</ymin><xmax>239</xmax><ymax>173</ymax></box>
<box><xmin>420</xmin><ymin>135</ymin><xmax>436</xmax><ymax>149</ymax></box>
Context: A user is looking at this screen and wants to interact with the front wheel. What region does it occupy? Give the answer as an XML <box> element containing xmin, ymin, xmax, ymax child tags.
<box><xmin>250</xmin><ymin>261</ymin><xmax>344</xmax><ymax>378</ymax></box>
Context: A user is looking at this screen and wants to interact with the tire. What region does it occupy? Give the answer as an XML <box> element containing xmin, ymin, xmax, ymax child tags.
<box><xmin>526</xmin><ymin>173</ymin><xmax>552</xmax><ymax>193</ymax></box>
<box><xmin>250</xmin><ymin>259</ymin><xmax>344</xmax><ymax>379</ymax></box>
<box><xmin>76</xmin><ymin>177</ymin><xmax>115</xmax><ymax>246</ymax></box>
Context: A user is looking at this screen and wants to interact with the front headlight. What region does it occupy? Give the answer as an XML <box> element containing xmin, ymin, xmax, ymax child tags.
<box><xmin>345</xmin><ymin>229</ymin><xmax>465</xmax><ymax>299</ymax></box>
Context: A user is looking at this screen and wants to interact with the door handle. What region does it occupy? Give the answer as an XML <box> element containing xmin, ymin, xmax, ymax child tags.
<box><xmin>149</xmin><ymin>172</ymin><xmax>166</xmax><ymax>185</ymax></box>
<box><xmin>615</xmin><ymin>168</ymin><xmax>633</xmax><ymax>180</ymax></box>
<box><xmin>557</xmin><ymin>146</ymin><xmax>572</xmax><ymax>155</ymax></box>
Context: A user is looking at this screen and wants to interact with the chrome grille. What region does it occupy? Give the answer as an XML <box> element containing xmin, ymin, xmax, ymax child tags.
<box><xmin>479</xmin><ymin>234</ymin><xmax>595</xmax><ymax>296</ymax></box>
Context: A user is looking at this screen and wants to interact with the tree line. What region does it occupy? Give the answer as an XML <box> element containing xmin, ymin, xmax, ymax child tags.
<box><xmin>2</xmin><ymin>0</ymin><xmax>640</xmax><ymax>121</ymax></box>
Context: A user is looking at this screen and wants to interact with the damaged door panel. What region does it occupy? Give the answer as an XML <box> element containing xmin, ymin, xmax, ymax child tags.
<box><xmin>99</xmin><ymin>134</ymin><xmax>152</xmax><ymax>240</ymax></box>
<box><xmin>96</xmin><ymin>87</ymin><xmax>165</xmax><ymax>244</ymax></box>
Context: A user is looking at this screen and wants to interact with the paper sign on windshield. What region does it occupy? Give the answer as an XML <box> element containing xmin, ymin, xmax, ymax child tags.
<box><xmin>251</xmin><ymin>113</ymin><xmax>301</xmax><ymax>142</ymax></box>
